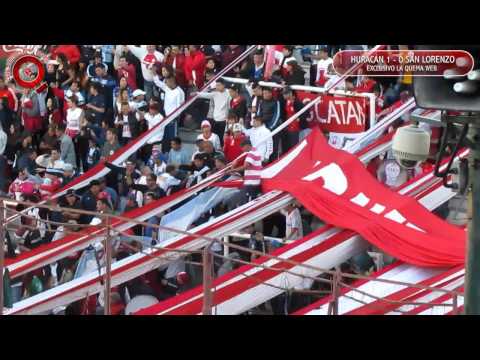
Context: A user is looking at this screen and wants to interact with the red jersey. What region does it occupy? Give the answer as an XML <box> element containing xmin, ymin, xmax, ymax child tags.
<box><xmin>184</xmin><ymin>50</ymin><xmax>206</xmax><ymax>88</ymax></box>
<box><xmin>165</xmin><ymin>53</ymin><xmax>187</xmax><ymax>87</ymax></box>
<box><xmin>0</xmin><ymin>87</ymin><xmax>19</xmax><ymax>111</ymax></box>
<box><xmin>223</xmin><ymin>134</ymin><xmax>246</xmax><ymax>163</ymax></box>
<box><xmin>117</xmin><ymin>64</ymin><xmax>137</xmax><ymax>90</ymax></box>
<box><xmin>285</xmin><ymin>99</ymin><xmax>300</xmax><ymax>132</ymax></box>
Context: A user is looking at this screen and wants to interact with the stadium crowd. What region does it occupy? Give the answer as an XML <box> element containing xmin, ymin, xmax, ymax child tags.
<box><xmin>0</xmin><ymin>44</ymin><xmax>424</xmax><ymax>314</ymax></box>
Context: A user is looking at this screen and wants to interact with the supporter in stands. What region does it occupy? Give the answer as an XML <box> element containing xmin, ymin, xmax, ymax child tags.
<box><xmin>184</xmin><ymin>45</ymin><xmax>206</xmax><ymax>90</ymax></box>
<box><xmin>183</xmin><ymin>153</ymin><xmax>210</xmax><ymax>188</ymax></box>
<box><xmin>282</xmin><ymin>87</ymin><xmax>306</xmax><ymax>153</ymax></box>
<box><xmin>283</xmin><ymin>60</ymin><xmax>305</xmax><ymax>86</ymax></box>
<box><xmin>245</xmin><ymin>116</ymin><xmax>273</xmax><ymax>163</ymax></box>
<box><xmin>167</xmin><ymin>137</ymin><xmax>191</xmax><ymax>166</ymax></box>
<box><xmin>100</xmin><ymin>128</ymin><xmax>120</xmax><ymax>160</ymax></box>
<box><xmin>56</xmin><ymin>124</ymin><xmax>77</xmax><ymax>170</ymax></box>
<box><xmin>224</xmin><ymin>123</ymin><xmax>246</xmax><ymax>163</ymax></box>
<box><xmin>80</xmin><ymin>180</ymin><xmax>101</xmax><ymax>224</ymax></box>
<box><xmin>228</xmin><ymin>84</ymin><xmax>247</xmax><ymax>125</ymax></box>
<box><xmin>314</xmin><ymin>46</ymin><xmax>333</xmax><ymax>86</ymax></box>
<box><xmin>85</xmin><ymin>137</ymin><xmax>101</xmax><ymax>171</ymax></box>
<box><xmin>281</xmin><ymin>202</ymin><xmax>304</xmax><ymax>242</ymax></box>
<box><xmin>246</xmin><ymin>81</ymin><xmax>263</xmax><ymax>128</ymax></box>
<box><xmin>114</xmin><ymin>102</ymin><xmax>138</xmax><ymax>146</ymax></box>
<box><xmin>196</xmin><ymin>78</ymin><xmax>230</xmax><ymax>141</ymax></box>
<box><xmin>132</xmin><ymin>173</ymin><xmax>166</xmax><ymax>200</ymax></box>
<box><xmin>256</xmin><ymin>87</ymin><xmax>281</xmax><ymax>160</ymax></box>
<box><xmin>143</xmin><ymin>103</ymin><xmax>164</xmax><ymax>148</ymax></box>
<box><xmin>127</xmin><ymin>45</ymin><xmax>165</xmax><ymax>101</ymax></box>
<box><xmin>85</xmin><ymin>83</ymin><xmax>106</xmax><ymax>126</ymax></box>
<box><xmin>152</xmin><ymin>74</ymin><xmax>185</xmax><ymax>152</ymax></box>
<box><xmin>197</xmin><ymin>120</ymin><xmax>221</xmax><ymax>151</ymax></box>
<box><xmin>114</xmin><ymin>54</ymin><xmax>138</xmax><ymax>90</ymax></box>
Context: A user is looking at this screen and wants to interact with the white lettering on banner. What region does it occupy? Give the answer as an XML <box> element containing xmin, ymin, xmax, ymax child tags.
<box><xmin>302</xmin><ymin>163</ymin><xmax>348</xmax><ymax>195</ymax></box>
<box><xmin>323</xmin><ymin>99</ymin><xmax>366</xmax><ymax>127</ymax></box>
<box><xmin>302</xmin><ymin>161</ymin><xmax>426</xmax><ymax>233</ymax></box>
<box><xmin>350</xmin><ymin>192</ymin><xmax>370</xmax><ymax>207</ymax></box>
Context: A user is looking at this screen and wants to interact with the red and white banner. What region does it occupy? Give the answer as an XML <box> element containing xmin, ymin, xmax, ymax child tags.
<box><xmin>262</xmin><ymin>128</ymin><xmax>466</xmax><ymax>267</ymax></box>
<box><xmin>296</xmin><ymin>91</ymin><xmax>369</xmax><ymax>134</ymax></box>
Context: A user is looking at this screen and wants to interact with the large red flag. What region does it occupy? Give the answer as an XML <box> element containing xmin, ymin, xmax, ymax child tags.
<box><xmin>261</xmin><ymin>128</ymin><xmax>466</xmax><ymax>267</ymax></box>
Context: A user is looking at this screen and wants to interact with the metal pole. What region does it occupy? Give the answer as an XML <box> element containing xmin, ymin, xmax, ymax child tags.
<box><xmin>465</xmin><ymin>121</ymin><xmax>480</xmax><ymax>314</ymax></box>
<box><xmin>103</xmin><ymin>215</ymin><xmax>112</xmax><ymax>316</ymax></box>
<box><xmin>0</xmin><ymin>200</ymin><xmax>4</xmax><ymax>315</ymax></box>
<box><xmin>202</xmin><ymin>243</ymin><xmax>214</xmax><ymax>315</ymax></box>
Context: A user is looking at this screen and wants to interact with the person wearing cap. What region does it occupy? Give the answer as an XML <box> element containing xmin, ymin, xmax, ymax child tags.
<box><xmin>228</xmin><ymin>138</ymin><xmax>263</xmax><ymax>203</ymax></box>
<box><xmin>59</xmin><ymin>189</ymin><xmax>82</xmax><ymax>223</ymax></box>
<box><xmin>182</xmin><ymin>153</ymin><xmax>211</xmax><ymax>188</ymax></box>
<box><xmin>195</xmin><ymin>78</ymin><xmax>231</xmax><ymax>141</ymax></box>
<box><xmin>197</xmin><ymin>120</ymin><xmax>221</xmax><ymax>151</ymax></box>
<box><xmin>223</xmin><ymin>122</ymin><xmax>246</xmax><ymax>163</ymax></box>
<box><xmin>228</xmin><ymin>83</ymin><xmax>247</xmax><ymax>124</ymax></box>
<box><xmin>62</xmin><ymin>163</ymin><xmax>75</xmax><ymax>186</ymax></box>
<box><xmin>127</xmin><ymin>45</ymin><xmax>165</xmax><ymax>101</ymax></box>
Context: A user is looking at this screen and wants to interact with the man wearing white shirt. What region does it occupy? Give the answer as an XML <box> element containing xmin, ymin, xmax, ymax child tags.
<box><xmin>196</xmin><ymin>78</ymin><xmax>231</xmax><ymax>142</ymax></box>
<box><xmin>315</xmin><ymin>47</ymin><xmax>333</xmax><ymax>87</ymax></box>
<box><xmin>281</xmin><ymin>203</ymin><xmax>303</xmax><ymax>242</ymax></box>
<box><xmin>143</xmin><ymin>103</ymin><xmax>164</xmax><ymax>146</ymax></box>
<box><xmin>153</xmin><ymin>75</ymin><xmax>186</xmax><ymax>152</ymax></box>
<box><xmin>245</xmin><ymin>116</ymin><xmax>273</xmax><ymax>163</ymax></box>
<box><xmin>127</xmin><ymin>45</ymin><xmax>164</xmax><ymax>101</ymax></box>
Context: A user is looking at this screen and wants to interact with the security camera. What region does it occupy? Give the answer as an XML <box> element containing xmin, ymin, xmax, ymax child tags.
<box><xmin>392</xmin><ymin>124</ymin><xmax>431</xmax><ymax>169</ymax></box>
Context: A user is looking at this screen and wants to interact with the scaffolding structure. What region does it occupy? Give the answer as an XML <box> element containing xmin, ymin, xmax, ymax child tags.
<box><xmin>0</xmin><ymin>197</ymin><xmax>464</xmax><ymax>316</ymax></box>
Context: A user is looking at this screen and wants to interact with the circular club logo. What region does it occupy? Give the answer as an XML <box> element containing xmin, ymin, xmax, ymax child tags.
<box><xmin>11</xmin><ymin>54</ymin><xmax>47</xmax><ymax>93</ymax></box>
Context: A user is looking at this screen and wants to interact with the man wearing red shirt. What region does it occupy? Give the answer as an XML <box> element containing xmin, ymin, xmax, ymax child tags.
<box><xmin>282</xmin><ymin>87</ymin><xmax>306</xmax><ymax>153</ymax></box>
<box><xmin>223</xmin><ymin>123</ymin><xmax>246</xmax><ymax>163</ymax></box>
<box><xmin>184</xmin><ymin>45</ymin><xmax>206</xmax><ymax>89</ymax></box>
<box><xmin>0</xmin><ymin>76</ymin><xmax>18</xmax><ymax>112</ymax></box>
<box><xmin>165</xmin><ymin>45</ymin><xmax>187</xmax><ymax>88</ymax></box>
<box><xmin>115</xmin><ymin>55</ymin><xmax>137</xmax><ymax>90</ymax></box>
